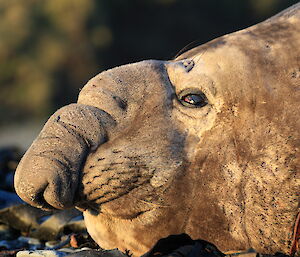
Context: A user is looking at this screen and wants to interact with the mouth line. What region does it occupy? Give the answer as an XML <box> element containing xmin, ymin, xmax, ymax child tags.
<box><xmin>99</xmin><ymin>208</ymin><xmax>154</xmax><ymax>220</ymax></box>
<box><xmin>75</xmin><ymin>194</ymin><xmax>155</xmax><ymax>219</ymax></box>
<box><xmin>29</xmin><ymin>188</ymin><xmax>58</xmax><ymax>211</ymax></box>
<box><xmin>75</xmin><ymin>200</ymin><xmax>100</xmax><ymax>214</ymax></box>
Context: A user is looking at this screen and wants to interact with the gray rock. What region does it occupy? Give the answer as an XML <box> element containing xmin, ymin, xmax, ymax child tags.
<box><xmin>59</xmin><ymin>247</ymin><xmax>92</xmax><ymax>253</ymax></box>
<box><xmin>44</xmin><ymin>236</ymin><xmax>70</xmax><ymax>250</ymax></box>
<box><xmin>28</xmin><ymin>238</ymin><xmax>43</xmax><ymax>246</ymax></box>
<box><xmin>16</xmin><ymin>250</ymin><xmax>68</xmax><ymax>257</ymax></box>
<box><xmin>18</xmin><ymin>236</ymin><xmax>43</xmax><ymax>250</ymax></box>
<box><xmin>30</xmin><ymin>209</ymin><xmax>82</xmax><ymax>241</ymax></box>
<box><xmin>65</xmin><ymin>249</ymin><xmax>128</xmax><ymax>257</ymax></box>
<box><xmin>57</xmin><ymin>248</ymin><xmax>77</xmax><ymax>253</ymax></box>
<box><xmin>45</xmin><ymin>241</ymin><xmax>61</xmax><ymax>249</ymax></box>
<box><xmin>0</xmin><ymin>203</ymin><xmax>83</xmax><ymax>241</ymax></box>
<box><xmin>62</xmin><ymin>220</ymin><xmax>86</xmax><ymax>234</ymax></box>
<box><xmin>0</xmin><ymin>204</ymin><xmax>52</xmax><ymax>233</ymax></box>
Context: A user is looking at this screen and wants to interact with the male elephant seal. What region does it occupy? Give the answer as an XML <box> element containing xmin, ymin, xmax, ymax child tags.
<box><xmin>15</xmin><ymin>3</ymin><xmax>299</xmax><ymax>257</ymax></box>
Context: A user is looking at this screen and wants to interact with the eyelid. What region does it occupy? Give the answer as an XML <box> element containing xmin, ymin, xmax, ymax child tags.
<box><xmin>177</xmin><ymin>88</ymin><xmax>208</xmax><ymax>108</ymax></box>
<box><xmin>177</xmin><ymin>88</ymin><xmax>206</xmax><ymax>99</ymax></box>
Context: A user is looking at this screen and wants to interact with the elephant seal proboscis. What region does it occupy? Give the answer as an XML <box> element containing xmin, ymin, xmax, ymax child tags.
<box><xmin>15</xmin><ymin>3</ymin><xmax>300</xmax><ymax>257</ymax></box>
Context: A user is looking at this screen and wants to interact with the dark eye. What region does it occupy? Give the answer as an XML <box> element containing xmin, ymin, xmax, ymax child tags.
<box><xmin>178</xmin><ymin>89</ymin><xmax>208</xmax><ymax>108</ymax></box>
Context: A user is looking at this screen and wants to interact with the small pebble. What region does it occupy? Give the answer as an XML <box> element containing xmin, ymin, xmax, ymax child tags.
<box><xmin>60</xmin><ymin>235</ymin><xmax>70</xmax><ymax>242</ymax></box>
<box><xmin>18</xmin><ymin>236</ymin><xmax>41</xmax><ymax>245</ymax></box>
<box><xmin>29</xmin><ymin>238</ymin><xmax>43</xmax><ymax>247</ymax></box>
<box><xmin>75</xmin><ymin>247</ymin><xmax>92</xmax><ymax>252</ymax></box>
<box><xmin>18</xmin><ymin>236</ymin><xmax>43</xmax><ymax>250</ymax></box>
<box><xmin>45</xmin><ymin>236</ymin><xmax>70</xmax><ymax>250</ymax></box>
<box><xmin>45</xmin><ymin>241</ymin><xmax>60</xmax><ymax>249</ymax></box>
<box><xmin>57</xmin><ymin>248</ymin><xmax>76</xmax><ymax>253</ymax></box>
<box><xmin>65</xmin><ymin>249</ymin><xmax>128</xmax><ymax>257</ymax></box>
<box><xmin>59</xmin><ymin>247</ymin><xmax>91</xmax><ymax>253</ymax></box>
<box><xmin>16</xmin><ymin>250</ymin><xmax>68</xmax><ymax>257</ymax></box>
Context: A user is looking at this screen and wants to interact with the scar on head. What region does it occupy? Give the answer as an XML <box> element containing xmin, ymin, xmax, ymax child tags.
<box><xmin>208</xmin><ymin>82</ymin><xmax>217</xmax><ymax>96</ymax></box>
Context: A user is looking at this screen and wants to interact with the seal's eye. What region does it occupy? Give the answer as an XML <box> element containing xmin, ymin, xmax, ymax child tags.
<box><xmin>178</xmin><ymin>89</ymin><xmax>208</xmax><ymax>108</ymax></box>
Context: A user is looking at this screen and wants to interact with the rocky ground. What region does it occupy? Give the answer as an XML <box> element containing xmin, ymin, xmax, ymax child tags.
<box><xmin>0</xmin><ymin>146</ymin><xmax>106</xmax><ymax>257</ymax></box>
<box><xmin>0</xmin><ymin>147</ymin><xmax>291</xmax><ymax>257</ymax></box>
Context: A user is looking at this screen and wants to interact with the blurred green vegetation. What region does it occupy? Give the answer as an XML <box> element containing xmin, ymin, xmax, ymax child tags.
<box><xmin>0</xmin><ymin>0</ymin><xmax>298</xmax><ymax>124</ymax></box>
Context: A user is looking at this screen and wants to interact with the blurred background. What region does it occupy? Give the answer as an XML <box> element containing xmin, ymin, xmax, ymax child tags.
<box><xmin>0</xmin><ymin>0</ymin><xmax>298</xmax><ymax>150</ymax></box>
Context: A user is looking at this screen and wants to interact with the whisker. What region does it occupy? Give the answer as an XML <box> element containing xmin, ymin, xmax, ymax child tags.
<box><xmin>192</xmin><ymin>49</ymin><xmax>207</xmax><ymax>65</ymax></box>
<box><xmin>174</xmin><ymin>40</ymin><xmax>202</xmax><ymax>59</ymax></box>
<box><xmin>131</xmin><ymin>196</ymin><xmax>170</xmax><ymax>208</ymax></box>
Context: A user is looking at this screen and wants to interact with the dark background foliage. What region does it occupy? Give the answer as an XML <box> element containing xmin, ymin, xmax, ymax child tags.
<box><xmin>0</xmin><ymin>0</ymin><xmax>298</xmax><ymax>125</ymax></box>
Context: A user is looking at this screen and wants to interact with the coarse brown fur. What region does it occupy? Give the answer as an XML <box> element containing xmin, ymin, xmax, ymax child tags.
<box><xmin>15</xmin><ymin>4</ymin><xmax>300</xmax><ymax>256</ymax></box>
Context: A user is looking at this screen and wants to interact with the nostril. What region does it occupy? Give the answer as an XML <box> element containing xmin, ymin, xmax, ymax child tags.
<box><xmin>15</xmin><ymin>176</ymin><xmax>56</xmax><ymax>210</ymax></box>
<box><xmin>21</xmin><ymin>184</ymin><xmax>56</xmax><ymax>211</ymax></box>
<box><xmin>34</xmin><ymin>191</ymin><xmax>44</xmax><ymax>204</ymax></box>
<box><xmin>34</xmin><ymin>190</ymin><xmax>56</xmax><ymax>211</ymax></box>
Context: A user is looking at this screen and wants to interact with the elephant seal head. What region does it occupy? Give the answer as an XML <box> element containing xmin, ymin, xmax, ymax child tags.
<box><xmin>15</xmin><ymin>3</ymin><xmax>300</xmax><ymax>256</ymax></box>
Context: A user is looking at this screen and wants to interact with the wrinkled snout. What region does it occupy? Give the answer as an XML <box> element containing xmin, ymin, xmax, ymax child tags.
<box><xmin>14</xmin><ymin>104</ymin><xmax>115</xmax><ymax>210</ymax></box>
<box><xmin>14</xmin><ymin>60</ymin><xmax>171</xmax><ymax>211</ymax></box>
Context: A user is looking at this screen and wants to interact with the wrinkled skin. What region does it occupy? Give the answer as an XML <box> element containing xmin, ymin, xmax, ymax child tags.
<box><xmin>15</xmin><ymin>4</ymin><xmax>299</xmax><ymax>257</ymax></box>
